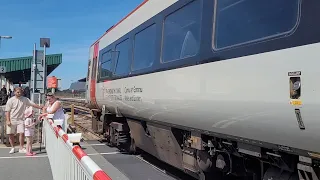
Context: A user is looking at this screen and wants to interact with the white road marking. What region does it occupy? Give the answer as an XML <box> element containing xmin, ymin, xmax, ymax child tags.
<box><xmin>81</xmin><ymin>143</ymin><xmax>108</xmax><ymax>147</ymax></box>
<box><xmin>0</xmin><ymin>154</ymin><xmax>48</xmax><ymax>159</ymax></box>
<box><xmin>87</xmin><ymin>152</ymin><xmax>126</xmax><ymax>156</ymax></box>
<box><xmin>0</xmin><ymin>143</ymin><xmax>107</xmax><ymax>149</ymax></box>
<box><xmin>135</xmin><ymin>155</ymin><xmax>167</xmax><ymax>174</ymax></box>
<box><xmin>0</xmin><ymin>151</ymin><xmax>124</xmax><ymax>159</ymax></box>
<box><xmin>0</xmin><ymin>145</ymin><xmax>46</xmax><ymax>149</ymax></box>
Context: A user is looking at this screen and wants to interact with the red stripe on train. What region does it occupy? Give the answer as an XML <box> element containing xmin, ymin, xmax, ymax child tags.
<box><xmin>90</xmin><ymin>43</ymin><xmax>99</xmax><ymax>108</ymax></box>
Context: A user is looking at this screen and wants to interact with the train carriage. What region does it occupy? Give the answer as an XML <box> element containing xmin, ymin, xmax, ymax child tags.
<box><xmin>86</xmin><ymin>0</ymin><xmax>320</xmax><ymax>179</ymax></box>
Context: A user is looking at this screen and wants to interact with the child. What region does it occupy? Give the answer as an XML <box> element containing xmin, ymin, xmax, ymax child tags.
<box><xmin>24</xmin><ymin>106</ymin><xmax>36</xmax><ymax>156</ymax></box>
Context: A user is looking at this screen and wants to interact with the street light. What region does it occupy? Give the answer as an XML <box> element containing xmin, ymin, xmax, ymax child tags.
<box><xmin>0</xmin><ymin>35</ymin><xmax>13</xmax><ymax>48</ymax></box>
<box><xmin>0</xmin><ymin>36</ymin><xmax>12</xmax><ymax>39</ymax></box>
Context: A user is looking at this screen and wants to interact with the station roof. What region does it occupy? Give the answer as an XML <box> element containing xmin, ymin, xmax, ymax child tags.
<box><xmin>0</xmin><ymin>53</ymin><xmax>62</xmax><ymax>84</ymax></box>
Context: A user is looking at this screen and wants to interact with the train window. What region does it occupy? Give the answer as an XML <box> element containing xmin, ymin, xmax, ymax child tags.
<box><xmin>214</xmin><ymin>0</ymin><xmax>300</xmax><ymax>49</ymax></box>
<box><xmin>161</xmin><ymin>0</ymin><xmax>202</xmax><ymax>63</ymax></box>
<box><xmin>114</xmin><ymin>39</ymin><xmax>131</xmax><ymax>76</ymax></box>
<box><xmin>132</xmin><ymin>24</ymin><xmax>157</xmax><ymax>71</ymax></box>
<box><xmin>100</xmin><ymin>51</ymin><xmax>113</xmax><ymax>78</ymax></box>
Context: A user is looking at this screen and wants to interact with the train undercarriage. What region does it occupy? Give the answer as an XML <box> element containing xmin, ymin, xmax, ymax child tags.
<box><xmin>90</xmin><ymin>109</ymin><xmax>320</xmax><ymax>180</ymax></box>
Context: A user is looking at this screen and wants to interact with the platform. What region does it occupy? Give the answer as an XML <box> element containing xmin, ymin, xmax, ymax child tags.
<box><xmin>0</xmin><ymin>143</ymin><xmax>52</xmax><ymax>180</ymax></box>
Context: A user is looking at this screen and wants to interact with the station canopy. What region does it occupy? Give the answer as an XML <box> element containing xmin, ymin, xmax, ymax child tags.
<box><xmin>0</xmin><ymin>54</ymin><xmax>62</xmax><ymax>84</ymax></box>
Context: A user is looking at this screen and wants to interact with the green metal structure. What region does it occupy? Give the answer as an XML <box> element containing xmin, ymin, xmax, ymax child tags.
<box><xmin>0</xmin><ymin>54</ymin><xmax>62</xmax><ymax>84</ymax></box>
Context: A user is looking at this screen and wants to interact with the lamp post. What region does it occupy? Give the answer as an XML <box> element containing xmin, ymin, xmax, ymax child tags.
<box><xmin>0</xmin><ymin>36</ymin><xmax>12</xmax><ymax>48</ymax></box>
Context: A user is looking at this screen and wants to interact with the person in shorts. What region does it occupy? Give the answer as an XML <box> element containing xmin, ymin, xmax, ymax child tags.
<box><xmin>24</xmin><ymin>106</ymin><xmax>36</xmax><ymax>156</ymax></box>
<box><xmin>5</xmin><ymin>87</ymin><xmax>43</xmax><ymax>154</ymax></box>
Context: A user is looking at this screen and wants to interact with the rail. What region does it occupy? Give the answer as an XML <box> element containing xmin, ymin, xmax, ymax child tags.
<box><xmin>43</xmin><ymin>116</ymin><xmax>111</xmax><ymax>180</ymax></box>
<box><xmin>65</xmin><ymin>104</ymin><xmax>92</xmax><ymax>126</ymax></box>
<box><xmin>59</xmin><ymin>98</ymin><xmax>86</xmax><ymax>104</ymax></box>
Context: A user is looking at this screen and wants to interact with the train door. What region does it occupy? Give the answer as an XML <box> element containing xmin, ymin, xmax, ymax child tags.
<box><xmin>89</xmin><ymin>42</ymin><xmax>99</xmax><ymax>108</ymax></box>
<box><xmin>85</xmin><ymin>58</ymin><xmax>91</xmax><ymax>102</ymax></box>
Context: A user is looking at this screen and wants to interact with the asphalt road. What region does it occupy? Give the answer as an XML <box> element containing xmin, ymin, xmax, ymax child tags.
<box><xmin>83</xmin><ymin>140</ymin><xmax>197</xmax><ymax>180</ymax></box>
<box><xmin>0</xmin><ymin>145</ymin><xmax>52</xmax><ymax>180</ymax></box>
<box><xmin>0</xmin><ymin>140</ymin><xmax>238</xmax><ymax>180</ymax></box>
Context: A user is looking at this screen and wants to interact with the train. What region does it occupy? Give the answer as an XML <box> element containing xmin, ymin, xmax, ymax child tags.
<box><xmin>85</xmin><ymin>0</ymin><xmax>320</xmax><ymax>179</ymax></box>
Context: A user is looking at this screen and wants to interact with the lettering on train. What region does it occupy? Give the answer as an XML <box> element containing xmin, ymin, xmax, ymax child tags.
<box><xmin>105</xmin><ymin>88</ymin><xmax>121</xmax><ymax>94</ymax></box>
<box><xmin>124</xmin><ymin>86</ymin><xmax>143</xmax><ymax>93</ymax></box>
<box><xmin>103</xmin><ymin>86</ymin><xmax>143</xmax><ymax>102</ymax></box>
<box><xmin>106</xmin><ymin>94</ymin><xmax>123</xmax><ymax>101</ymax></box>
<box><xmin>124</xmin><ymin>95</ymin><xmax>141</xmax><ymax>102</ymax></box>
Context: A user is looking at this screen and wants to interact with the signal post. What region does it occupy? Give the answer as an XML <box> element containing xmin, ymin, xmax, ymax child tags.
<box><xmin>30</xmin><ymin>38</ymin><xmax>50</xmax><ymax>106</ymax></box>
<box><xmin>47</xmin><ymin>76</ymin><xmax>58</xmax><ymax>94</ymax></box>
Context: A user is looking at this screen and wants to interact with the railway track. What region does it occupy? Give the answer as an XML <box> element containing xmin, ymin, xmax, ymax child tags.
<box><xmin>73</xmin><ymin>115</ymin><xmax>101</xmax><ymax>141</ymax></box>
<box><xmin>59</xmin><ymin>98</ymin><xmax>87</xmax><ymax>107</ymax></box>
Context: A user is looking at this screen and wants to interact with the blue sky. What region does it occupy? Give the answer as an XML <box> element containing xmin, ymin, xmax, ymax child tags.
<box><xmin>0</xmin><ymin>0</ymin><xmax>143</xmax><ymax>89</ymax></box>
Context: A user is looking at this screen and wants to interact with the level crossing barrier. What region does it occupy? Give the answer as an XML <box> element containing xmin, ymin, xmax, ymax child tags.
<box><xmin>43</xmin><ymin>116</ymin><xmax>112</xmax><ymax>180</ymax></box>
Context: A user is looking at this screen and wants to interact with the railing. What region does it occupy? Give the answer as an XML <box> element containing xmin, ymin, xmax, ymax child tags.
<box><xmin>43</xmin><ymin>117</ymin><xmax>111</xmax><ymax>180</ymax></box>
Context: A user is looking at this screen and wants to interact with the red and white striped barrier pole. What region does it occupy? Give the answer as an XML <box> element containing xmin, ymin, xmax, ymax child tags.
<box><xmin>46</xmin><ymin>118</ymin><xmax>112</xmax><ymax>180</ymax></box>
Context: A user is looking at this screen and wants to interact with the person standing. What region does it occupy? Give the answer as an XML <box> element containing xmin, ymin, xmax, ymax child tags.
<box><xmin>1</xmin><ymin>85</ymin><xmax>7</xmax><ymax>95</ymax></box>
<box><xmin>23</xmin><ymin>87</ymin><xmax>30</xmax><ymax>99</ymax></box>
<box><xmin>5</xmin><ymin>87</ymin><xmax>43</xmax><ymax>154</ymax></box>
<box><xmin>0</xmin><ymin>85</ymin><xmax>8</xmax><ymax>105</ymax></box>
<box><xmin>39</xmin><ymin>92</ymin><xmax>65</xmax><ymax>130</ymax></box>
<box><xmin>24</xmin><ymin>107</ymin><xmax>36</xmax><ymax>156</ymax></box>
<box><xmin>8</xmin><ymin>89</ymin><xmax>12</xmax><ymax>97</ymax></box>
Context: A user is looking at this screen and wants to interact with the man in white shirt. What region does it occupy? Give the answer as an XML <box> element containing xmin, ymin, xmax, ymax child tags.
<box><xmin>5</xmin><ymin>87</ymin><xmax>43</xmax><ymax>154</ymax></box>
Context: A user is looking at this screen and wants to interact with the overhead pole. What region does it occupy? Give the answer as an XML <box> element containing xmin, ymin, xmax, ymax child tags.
<box><xmin>31</xmin><ymin>43</ymin><xmax>36</xmax><ymax>102</ymax></box>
